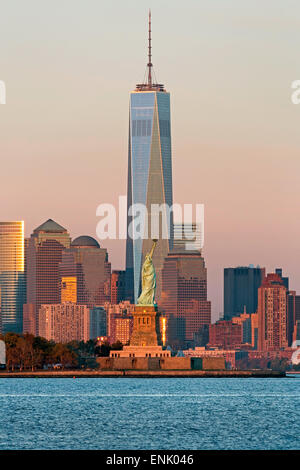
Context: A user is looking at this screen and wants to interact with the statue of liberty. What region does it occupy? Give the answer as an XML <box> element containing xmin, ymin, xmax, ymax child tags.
<box><xmin>137</xmin><ymin>239</ymin><xmax>157</xmax><ymax>306</ymax></box>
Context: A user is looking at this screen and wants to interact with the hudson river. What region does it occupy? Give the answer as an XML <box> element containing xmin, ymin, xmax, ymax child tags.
<box><xmin>0</xmin><ymin>377</ymin><xmax>299</xmax><ymax>449</ymax></box>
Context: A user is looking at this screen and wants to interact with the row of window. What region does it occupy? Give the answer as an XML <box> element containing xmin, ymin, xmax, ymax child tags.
<box><xmin>132</xmin><ymin>119</ymin><xmax>152</xmax><ymax>137</ymax></box>
<box><xmin>159</xmin><ymin>119</ymin><xmax>171</xmax><ymax>137</ymax></box>
<box><xmin>131</xmin><ymin>119</ymin><xmax>171</xmax><ymax>137</ymax></box>
<box><xmin>111</xmin><ymin>353</ymin><xmax>170</xmax><ymax>358</ymax></box>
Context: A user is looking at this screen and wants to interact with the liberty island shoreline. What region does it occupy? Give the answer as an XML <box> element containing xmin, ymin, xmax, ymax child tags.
<box><xmin>0</xmin><ymin>370</ymin><xmax>286</xmax><ymax>378</ymax></box>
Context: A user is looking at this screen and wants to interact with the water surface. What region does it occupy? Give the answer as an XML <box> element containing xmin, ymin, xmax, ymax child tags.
<box><xmin>0</xmin><ymin>377</ymin><xmax>299</xmax><ymax>449</ymax></box>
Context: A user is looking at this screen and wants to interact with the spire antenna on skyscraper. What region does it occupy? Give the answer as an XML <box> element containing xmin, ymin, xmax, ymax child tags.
<box><xmin>135</xmin><ymin>11</ymin><xmax>165</xmax><ymax>92</ymax></box>
<box><xmin>148</xmin><ymin>9</ymin><xmax>152</xmax><ymax>87</ymax></box>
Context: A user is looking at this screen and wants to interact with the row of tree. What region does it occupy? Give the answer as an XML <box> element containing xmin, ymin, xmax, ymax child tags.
<box><xmin>236</xmin><ymin>357</ymin><xmax>291</xmax><ymax>372</ymax></box>
<box><xmin>0</xmin><ymin>333</ymin><xmax>123</xmax><ymax>371</ymax></box>
<box><xmin>4</xmin><ymin>334</ymin><xmax>293</xmax><ymax>372</ymax></box>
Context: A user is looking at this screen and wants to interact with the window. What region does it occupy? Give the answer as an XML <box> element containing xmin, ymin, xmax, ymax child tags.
<box><xmin>159</xmin><ymin>120</ymin><xmax>170</xmax><ymax>137</ymax></box>
<box><xmin>132</xmin><ymin>120</ymin><xmax>152</xmax><ymax>137</ymax></box>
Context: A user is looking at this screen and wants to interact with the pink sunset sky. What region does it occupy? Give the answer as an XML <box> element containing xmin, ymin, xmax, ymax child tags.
<box><xmin>1</xmin><ymin>0</ymin><xmax>300</xmax><ymax>320</ymax></box>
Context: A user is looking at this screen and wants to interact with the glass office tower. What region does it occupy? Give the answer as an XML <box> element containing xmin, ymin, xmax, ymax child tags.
<box><xmin>224</xmin><ymin>266</ymin><xmax>265</xmax><ymax>320</ymax></box>
<box><xmin>0</xmin><ymin>221</ymin><xmax>26</xmax><ymax>333</ymax></box>
<box><xmin>24</xmin><ymin>219</ymin><xmax>71</xmax><ymax>335</ymax></box>
<box><xmin>126</xmin><ymin>12</ymin><xmax>173</xmax><ymax>303</ymax></box>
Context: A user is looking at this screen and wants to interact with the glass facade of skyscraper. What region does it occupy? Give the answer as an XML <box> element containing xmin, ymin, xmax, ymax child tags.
<box><xmin>24</xmin><ymin>219</ymin><xmax>71</xmax><ymax>335</ymax></box>
<box><xmin>224</xmin><ymin>266</ymin><xmax>265</xmax><ymax>319</ymax></box>
<box><xmin>126</xmin><ymin>90</ymin><xmax>173</xmax><ymax>303</ymax></box>
<box><xmin>125</xmin><ymin>14</ymin><xmax>174</xmax><ymax>303</ymax></box>
<box><xmin>0</xmin><ymin>221</ymin><xmax>26</xmax><ymax>333</ymax></box>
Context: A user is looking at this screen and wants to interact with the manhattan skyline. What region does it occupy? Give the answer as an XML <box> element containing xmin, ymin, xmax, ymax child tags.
<box><xmin>1</xmin><ymin>1</ymin><xmax>300</xmax><ymax>320</ymax></box>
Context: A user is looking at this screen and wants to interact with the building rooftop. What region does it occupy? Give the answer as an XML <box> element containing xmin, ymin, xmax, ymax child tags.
<box><xmin>34</xmin><ymin>219</ymin><xmax>67</xmax><ymax>233</ymax></box>
<box><xmin>71</xmin><ymin>236</ymin><xmax>100</xmax><ymax>248</ymax></box>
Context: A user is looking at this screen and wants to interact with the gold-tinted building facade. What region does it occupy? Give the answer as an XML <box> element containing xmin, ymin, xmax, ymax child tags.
<box><xmin>0</xmin><ymin>221</ymin><xmax>25</xmax><ymax>333</ymax></box>
<box><xmin>61</xmin><ymin>276</ymin><xmax>77</xmax><ymax>303</ymax></box>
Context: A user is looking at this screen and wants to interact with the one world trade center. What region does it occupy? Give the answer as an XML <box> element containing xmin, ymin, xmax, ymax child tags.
<box><xmin>125</xmin><ymin>11</ymin><xmax>173</xmax><ymax>303</ymax></box>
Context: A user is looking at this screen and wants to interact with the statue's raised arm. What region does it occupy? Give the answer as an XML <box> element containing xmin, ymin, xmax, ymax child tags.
<box><xmin>137</xmin><ymin>240</ymin><xmax>157</xmax><ymax>306</ymax></box>
<box><xmin>148</xmin><ymin>239</ymin><xmax>157</xmax><ymax>259</ymax></box>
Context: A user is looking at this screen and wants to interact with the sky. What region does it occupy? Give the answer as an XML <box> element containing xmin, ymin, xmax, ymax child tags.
<box><xmin>1</xmin><ymin>0</ymin><xmax>300</xmax><ymax>320</ymax></box>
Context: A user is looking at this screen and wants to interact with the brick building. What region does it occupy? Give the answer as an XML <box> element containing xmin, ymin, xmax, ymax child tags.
<box><xmin>159</xmin><ymin>251</ymin><xmax>211</xmax><ymax>347</ymax></box>
<box><xmin>105</xmin><ymin>301</ymin><xmax>135</xmax><ymax>345</ymax></box>
<box><xmin>39</xmin><ymin>302</ymin><xmax>90</xmax><ymax>343</ymax></box>
<box><xmin>209</xmin><ymin>320</ymin><xmax>242</xmax><ymax>349</ymax></box>
<box><xmin>257</xmin><ymin>273</ymin><xmax>288</xmax><ymax>351</ymax></box>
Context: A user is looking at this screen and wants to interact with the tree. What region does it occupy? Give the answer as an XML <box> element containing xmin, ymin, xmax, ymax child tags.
<box><xmin>269</xmin><ymin>358</ymin><xmax>289</xmax><ymax>372</ymax></box>
<box><xmin>2</xmin><ymin>334</ymin><xmax>105</xmax><ymax>371</ymax></box>
<box><xmin>50</xmin><ymin>343</ymin><xmax>77</xmax><ymax>370</ymax></box>
<box><xmin>236</xmin><ymin>357</ymin><xmax>249</xmax><ymax>370</ymax></box>
<box><xmin>95</xmin><ymin>341</ymin><xmax>111</xmax><ymax>357</ymax></box>
<box><xmin>111</xmin><ymin>341</ymin><xmax>123</xmax><ymax>351</ymax></box>
<box><xmin>5</xmin><ymin>333</ymin><xmax>21</xmax><ymax>371</ymax></box>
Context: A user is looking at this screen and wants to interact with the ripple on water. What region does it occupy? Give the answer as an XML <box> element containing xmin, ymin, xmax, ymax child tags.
<box><xmin>0</xmin><ymin>377</ymin><xmax>299</xmax><ymax>450</ymax></box>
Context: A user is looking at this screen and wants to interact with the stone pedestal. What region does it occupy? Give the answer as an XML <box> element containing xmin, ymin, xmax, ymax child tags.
<box><xmin>129</xmin><ymin>305</ymin><xmax>162</xmax><ymax>347</ymax></box>
<box><xmin>109</xmin><ymin>304</ymin><xmax>169</xmax><ymax>358</ymax></box>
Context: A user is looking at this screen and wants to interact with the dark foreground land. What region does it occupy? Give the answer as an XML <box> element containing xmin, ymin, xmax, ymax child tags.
<box><xmin>0</xmin><ymin>369</ymin><xmax>286</xmax><ymax>378</ymax></box>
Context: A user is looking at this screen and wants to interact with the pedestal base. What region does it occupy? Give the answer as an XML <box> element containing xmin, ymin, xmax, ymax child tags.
<box><xmin>129</xmin><ymin>305</ymin><xmax>161</xmax><ymax>347</ymax></box>
<box><xmin>110</xmin><ymin>304</ymin><xmax>167</xmax><ymax>358</ymax></box>
<box><xmin>110</xmin><ymin>345</ymin><xmax>170</xmax><ymax>358</ymax></box>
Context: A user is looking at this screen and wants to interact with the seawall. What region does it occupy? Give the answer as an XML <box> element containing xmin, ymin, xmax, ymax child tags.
<box><xmin>0</xmin><ymin>370</ymin><xmax>286</xmax><ymax>378</ymax></box>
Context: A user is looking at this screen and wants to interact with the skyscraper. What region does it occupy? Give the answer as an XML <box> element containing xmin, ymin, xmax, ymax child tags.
<box><xmin>257</xmin><ymin>273</ymin><xmax>288</xmax><ymax>351</ymax></box>
<box><xmin>224</xmin><ymin>266</ymin><xmax>265</xmax><ymax>320</ymax></box>
<box><xmin>24</xmin><ymin>219</ymin><xmax>71</xmax><ymax>335</ymax></box>
<box><xmin>105</xmin><ymin>301</ymin><xmax>135</xmax><ymax>345</ymax></box>
<box><xmin>89</xmin><ymin>306</ymin><xmax>107</xmax><ymax>340</ymax></box>
<box><xmin>126</xmin><ymin>12</ymin><xmax>173</xmax><ymax>303</ymax></box>
<box><xmin>275</xmin><ymin>268</ymin><xmax>289</xmax><ymax>290</ymax></box>
<box><xmin>287</xmin><ymin>291</ymin><xmax>300</xmax><ymax>346</ymax></box>
<box><xmin>160</xmin><ymin>251</ymin><xmax>211</xmax><ymax>347</ymax></box>
<box><xmin>0</xmin><ymin>221</ymin><xmax>26</xmax><ymax>333</ymax></box>
<box><xmin>39</xmin><ymin>302</ymin><xmax>90</xmax><ymax>343</ymax></box>
<box><xmin>111</xmin><ymin>270</ymin><xmax>126</xmax><ymax>304</ymax></box>
<box><xmin>59</xmin><ymin>235</ymin><xmax>111</xmax><ymax>308</ymax></box>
